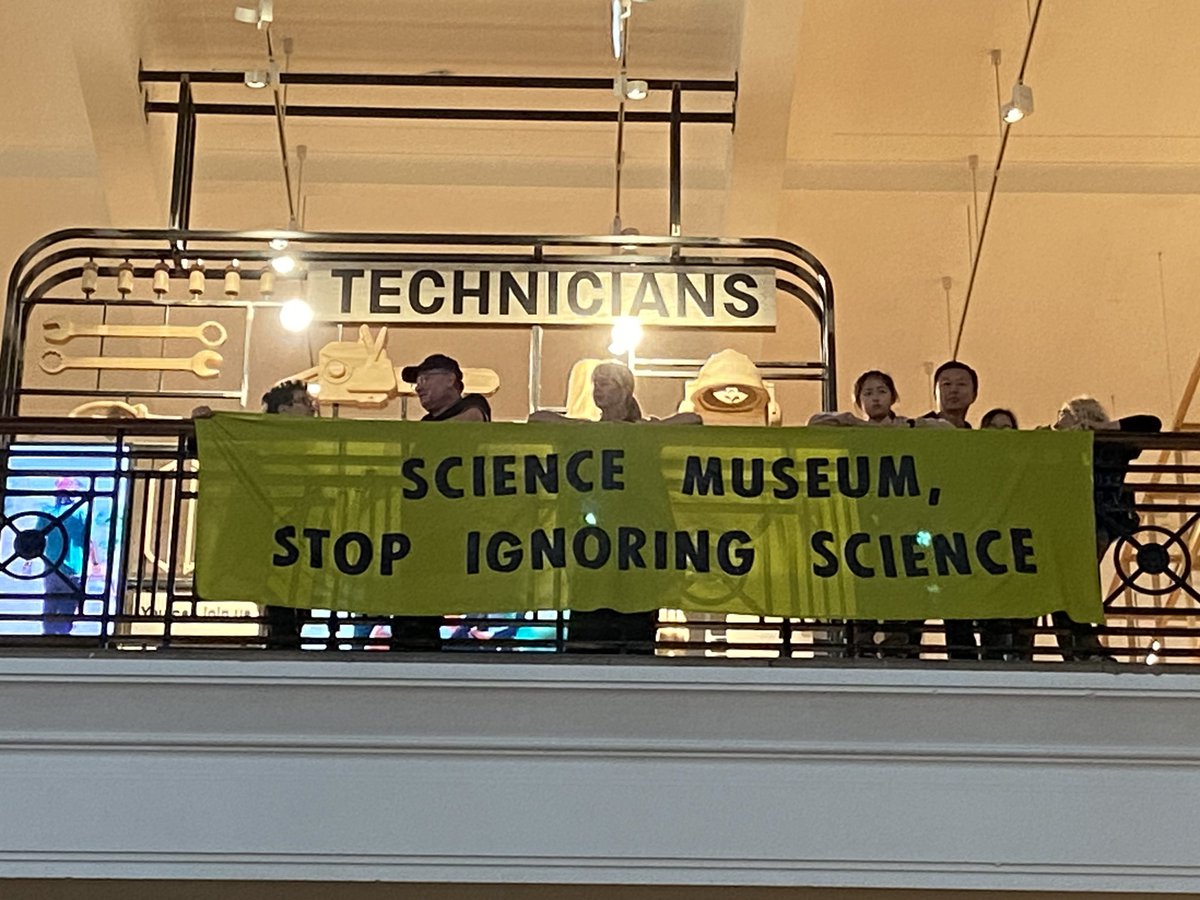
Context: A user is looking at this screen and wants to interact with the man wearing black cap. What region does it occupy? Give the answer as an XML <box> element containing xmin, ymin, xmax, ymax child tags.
<box><xmin>389</xmin><ymin>354</ymin><xmax>491</xmax><ymax>651</ymax></box>
<box><xmin>401</xmin><ymin>353</ymin><xmax>491</xmax><ymax>422</ymax></box>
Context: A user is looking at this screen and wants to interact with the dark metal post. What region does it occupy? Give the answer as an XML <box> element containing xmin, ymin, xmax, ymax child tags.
<box><xmin>821</xmin><ymin>275</ymin><xmax>838</xmax><ymax>411</ymax></box>
<box><xmin>669</xmin><ymin>82</ymin><xmax>682</xmax><ymax>237</ymax></box>
<box><xmin>168</xmin><ymin>77</ymin><xmax>196</xmax><ymax>240</ymax></box>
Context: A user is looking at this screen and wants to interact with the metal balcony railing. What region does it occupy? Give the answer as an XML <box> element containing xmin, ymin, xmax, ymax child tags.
<box><xmin>0</xmin><ymin>417</ymin><xmax>1195</xmax><ymax>665</ymax></box>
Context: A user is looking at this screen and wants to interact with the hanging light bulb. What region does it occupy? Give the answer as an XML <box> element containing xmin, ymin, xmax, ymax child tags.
<box><xmin>608</xmin><ymin>316</ymin><xmax>644</xmax><ymax>356</ymax></box>
<box><xmin>279</xmin><ymin>298</ymin><xmax>313</xmax><ymax>332</ymax></box>
<box><xmin>1001</xmin><ymin>81</ymin><xmax>1034</xmax><ymax>124</ymax></box>
<box><xmin>271</xmin><ymin>251</ymin><xmax>296</xmax><ymax>275</ymax></box>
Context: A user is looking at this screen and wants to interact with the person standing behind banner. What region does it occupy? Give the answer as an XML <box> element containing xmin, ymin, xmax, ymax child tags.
<box><xmin>391</xmin><ymin>353</ymin><xmax>492</xmax><ymax>651</ymax></box>
<box><xmin>808</xmin><ymin>369</ymin><xmax>951</xmax><ymax>430</ymax></box>
<box><xmin>808</xmin><ymin>370</ymin><xmax>939</xmax><ymax>658</ymax></box>
<box><xmin>402</xmin><ymin>353</ymin><xmax>491</xmax><ymax>423</ymax></box>
<box><xmin>530</xmin><ymin>361</ymin><xmax>699</xmax><ymax>653</ymax></box>
<box><xmin>1049</xmin><ymin>397</ymin><xmax>1161</xmax><ymax>661</ymax></box>
<box><xmin>917</xmin><ymin>360</ymin><xmax>986</xmax><ymax>660</ymax></box>
<box><xmin>258</xmin><ymin>380</ymin><xmax>318</xmax><ymax>648</ymax></box>
<box><xmin>975</xmin><ymin>408</ymin><xmax>1037</xmax><ymax>660</ymax></box>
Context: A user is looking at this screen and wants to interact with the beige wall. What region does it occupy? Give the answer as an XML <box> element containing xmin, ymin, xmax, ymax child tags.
<box><xmin>0</xmin><ymin>882</ymin><xmax>1167</xmax><ymax>900</ymax></box>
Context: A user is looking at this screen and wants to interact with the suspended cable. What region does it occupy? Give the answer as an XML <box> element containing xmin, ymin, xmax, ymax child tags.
<box><xmin>951</xmin><ymin>0</ymin><xmax>1043</xmax><ymax>360</ymax></box>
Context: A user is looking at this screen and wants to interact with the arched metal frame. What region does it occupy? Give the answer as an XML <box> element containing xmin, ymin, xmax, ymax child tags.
<box><xmin>1</xmin><ymin>228</ymin><xmax>837</xmax><ymax>418</ymax></box>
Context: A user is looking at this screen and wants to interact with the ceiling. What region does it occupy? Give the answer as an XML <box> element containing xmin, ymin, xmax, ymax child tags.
<box><xmin>2</xmin><ymin>0</ymin><xmax>1200</xmax><ymax>424</ymax></box>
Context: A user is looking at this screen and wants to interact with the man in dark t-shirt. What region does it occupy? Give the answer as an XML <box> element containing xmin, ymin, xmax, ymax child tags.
<box><xmin>394</xmin><ymin>354</ymin><xmax>491</xmax><ymax>649</ymax></box>
<box><xmin>401</xmin><ymin>354</ymin><xmax>491</xmax><ymax>422</ymax></box>
<box><xmin>922</xmin><ymin>361</ymin><xmax>980</xmax><ymax>660</ymax></box>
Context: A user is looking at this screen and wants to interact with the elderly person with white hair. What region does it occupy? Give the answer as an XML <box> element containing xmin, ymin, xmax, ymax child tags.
<box><xmin>1049</xmin><ymin>396</ymin><xmax>1161</xmax><ymax>661</ymax></box>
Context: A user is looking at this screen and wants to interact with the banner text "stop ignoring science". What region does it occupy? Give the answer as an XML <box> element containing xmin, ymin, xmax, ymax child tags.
<box><xmin>269</xmin><ymin>450</ymin><xmax>1041</xmax><ymax>582</ymax></box>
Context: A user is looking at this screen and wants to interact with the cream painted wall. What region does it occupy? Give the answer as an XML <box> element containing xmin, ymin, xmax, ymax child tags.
<box><xmin>781</xmin><ymin>187</ymin><xmax>1199</xmax><ymax>428</ymax></box>
<box><xmin>0</xmin><ymin>881</ymin><xmax>1168</xmax><ymax>900</ymax></box>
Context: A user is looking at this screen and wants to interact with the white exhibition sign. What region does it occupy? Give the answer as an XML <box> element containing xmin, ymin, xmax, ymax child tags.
<box><xmin>304</xmin><ymin>264</ymin><xmax>777</xmax><ymax>327</ymax></box>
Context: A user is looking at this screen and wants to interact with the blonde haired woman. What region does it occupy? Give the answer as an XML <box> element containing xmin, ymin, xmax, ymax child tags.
<box><xmin>1051</xmin><ymin>396</ymin><xmax>1161</xmax><ymax>661</ymax></box>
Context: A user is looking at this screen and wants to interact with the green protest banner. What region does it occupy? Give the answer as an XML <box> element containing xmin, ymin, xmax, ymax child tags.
<box><xmin>194</xmin><ymin>414</ymin><xmax>1102</xmax><ymax>622</ymax></box>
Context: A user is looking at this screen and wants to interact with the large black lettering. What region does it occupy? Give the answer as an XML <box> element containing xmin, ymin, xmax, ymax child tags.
<box><xmin>677</xmin><ymin>272</ymin><xmax>714</xmax><ymax>318</ymax></box>
<box><xmin>600</xmin><ymin>449</ymin><xmax>625</xmax><ymax>491</ymax></box>
<box><xmin>573</xmin><ymin>526</ymin><xmax>611</xmax><ymax>568</ymax></box>
<box><xmin>331</xmin><ymin>268</ymin><xmax>364</xmax><ymax>314</ymax></box>
<box><xmin>487</xmin><ymin>532</ymin><xmax>523</xmax><ymax>573</ymax></box>
<box><xmin>369</xmin><ymin>268</ymin><xmax>404</xmax><ymax>314</ymax></box>
<box><xmin>932</xmin><ymin>533</ymin><xmax>971</xmax><ymax>575</ymax></box>
<box><xmin>900</xmin><ymin>534</ymin><xmax>929</xmax><ymax>578</ymax></box>
<box><xmin>878</xmin><ymin>534</ymin><xmax>899</xmax><ymax>578</ymax></box>
<box><xmin>334</xmin><ymin>532</ymin><xmax>372</xmax><ymax>576</ymax></box>
<box><xmin>409</xmin><ymin>270</ymin><xmax>445</xmax><ymax>314</ymax></box>
<box><xmin>566</xmin><ymin>272</ymin><xmax>604</xmax><ymax>316</ymax></box>
<box><xmin>565</xmin><ymin>450</ymin><xmax>594</xmax><ymax>492</ymax></box>
<box><xmin>1012</xmin><ymin>528</ymin><xmax>1037</xmax><ymax>573</ymax></box>
<box><xmin>526</xmin><ymin>454</ymin><xmax>559</xmax><ymax>494</ymax></box>
<box><xmin>435</xmin><ymin>457</ymin><xmax>464</xmax><ymax>499</ymax></box>
<box><xmin>273</xmin><ymin>525</ymin><xmax>299</xmax><ymax>566</ymax></box>
<box><xmin>806</xmin><ymin>457</ymin><xmax>831</xmax><ymax>498</ymax></box>
<box><xmin>492</xmin><ymin>455</ymin><xmax>517</xmax><ymax>496</ymax></box>
<box><xmin>303</xmin><ymin>527</ymin><xmax>330</xmax><ymax>568</ymax></box>
<box><xmin>976</xmin><ymin>530</ymin><xmax>1007</xmax><ymax>575</ymax></box>
<box><xmin>731</xmin><ymin>458</ymin><xmax>764</xmax><ymax>498</ymax></box>
<box><xmin>453</xmin><ymin>269</ymin><xmax>490</xmax><ymax>315</ymax></box>
<box><xmin>380</xmin><ymin>533</ymin><xmax>411</xmax><ymax>575</ymax></box>
<box><xmin>811</xmin><ymin>531</ymin><xmax>838</xmax><ymax>577</ymax></box>
<box><xmin>772</xmin><ymin>457</ymin><xmax>799</xmax><ymax>500</ymax></box>
<box><xmin>846</xmin><ymin>533</ymin><xmax>875</xmax><ymax>577</ymax></box>
<box><xmin>630</xmin><ymin>273</ymin><xmax>669</xmax><ymax>316</ymax></box>
<box><xmin>617</xmin><ymin>526</ymin><xmax>647</xmax><ymax>570</ymax></box>
<box><xmin>530</xmin><ymin>528</ymin><xmax>566</xmax><ymax>569</ymax></box>
<box><xmin>675</xmin><ymin>531</ymin><xmax>710</xmax><ymax>572</ymax></box>
<box><xmin>879</xmin><ymin>455</ymin><xmax>919</xmax><ymax>498</ymax></box>
<box><xmin>499</xmin><ymin>270</ymin><xmax>537</xmax><ymax>315</ymax></box>
<box><xmin>836</xmin><ymin>456</ymin><xmax>871</xmax><ymax>499</ymax></box>
<box><xmin>717</xmin><ymin>530</ymin><xmax>754</xmax><ymax>575</ymax></box>
<box><xmin>682</xmin><ymin>456</ymin><xmax>724</xmax><ymax>496</ymax></box>
<box><xmin>401</xmin><ymin>458</ymin><xmax>428</xmax><ymax>499</ymax></box>
<box><xmin>466</xmin><ymin>531</ymin><xmax>480</xmax><ymax>574</ymax></box>
<box><xmin>722</xmin><ymin>274</ymin><xmax>760</xmax><ymax>319</ymax></box>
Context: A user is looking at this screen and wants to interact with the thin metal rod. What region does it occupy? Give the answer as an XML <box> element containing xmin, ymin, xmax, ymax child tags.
<box><xmin>669</xmin><ymin>82</ymin><xmax>682</xmax><ymax>237</ymax></box>
<box><xmin>167</xmin><ymin>77</ymin><xmax>196</xmax><ymax>233</ymax></box>
<box><xmin>138</xmin><ymin>69</ymin><xmax>735</xmax><ymax>92</ymax></box>
<box><xmin>264</xmin><ymin>29</ymin><xmax>297</xmax><ymax>224</ymax></box>
<box><xmin>143</xmin><ymin>101</ymin><xmax>732</xmax><ymax>125</ymax></box>
<box><xmin>952</xmin><ymin>0</ymin><xmax>1044</xmax><ymax>359</ymax></box>
<box><xmin>612</xmin><ymin>10</ymin><xmax>629</xmax><ymax>232</ymax></box>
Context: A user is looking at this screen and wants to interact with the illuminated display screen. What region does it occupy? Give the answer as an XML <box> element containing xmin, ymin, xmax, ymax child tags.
<box><xmin>0</xmin><ymin>444</ymin><xmax>129</xmax><ymax>636</ymax></box>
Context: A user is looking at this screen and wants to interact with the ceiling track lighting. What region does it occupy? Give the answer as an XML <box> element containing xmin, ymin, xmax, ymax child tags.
<box><xmin>243</xmin><ymin>69</ymin><xmax>269</xmax><ymax>89</ymax></box>
<box><xmin>613</xmin><ymin>74</ymin><xmax>649</xmax><ymax>101</ymax></box>
<box><xmin>234</xmin><ymin>0</ymin><xmax>273</xmax><ymax>29</ymax></box>
<box><xmin>1001</xmin><ymin>80</ymin><xmax>1034</xmax><ymax>124</ymax></box>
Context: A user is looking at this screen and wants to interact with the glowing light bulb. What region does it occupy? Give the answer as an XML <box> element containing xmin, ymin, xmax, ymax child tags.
<box><xmin>279</xmin><ymin>298</ymin><xmax>313</xmax><ymax>332</ymax></box>
<box><xmin>608</xmin><ymin>316</ymin><xmax>644</xmax><ymax>355</ymax></box>
<box><xmin>271</xmin><ymin>253</ymin><xmax>296</xmax><ymax>275</ymax></box>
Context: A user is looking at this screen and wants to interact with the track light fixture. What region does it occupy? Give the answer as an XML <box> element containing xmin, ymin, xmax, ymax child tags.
<box><xmin>234</xmin><ymin>0</ymin><xmax>273</xmax><ymax>29</ymax></box>
<box><xmin>613</xmin><ymin>74</ymin><xmax>649</xmax><ymax>101</ymax></box>
<box><xmin>244</xmin><ymin>69</ymin><xmax>269</xmax><ymax>89</ymax></box>
<box><xmin>1001</xmin><ymin>81</ymin><xmax>1034</xmax><ymax>124</ymax></box>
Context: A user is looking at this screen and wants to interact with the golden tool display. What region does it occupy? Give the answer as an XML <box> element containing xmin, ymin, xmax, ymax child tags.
<box><xmin>288</xmin><ymin>325</ymin><xmax>398</xmax><ymax>407</ymax></box>
<box><xmin>42</xmin><ymin>318</ymin><xmax>228</xmax><ymax>347</ymax></box>
<box><xmin>40</xmin><ymin>349</ymin><xmax>223</xmax><ymax>377</ymax></box>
